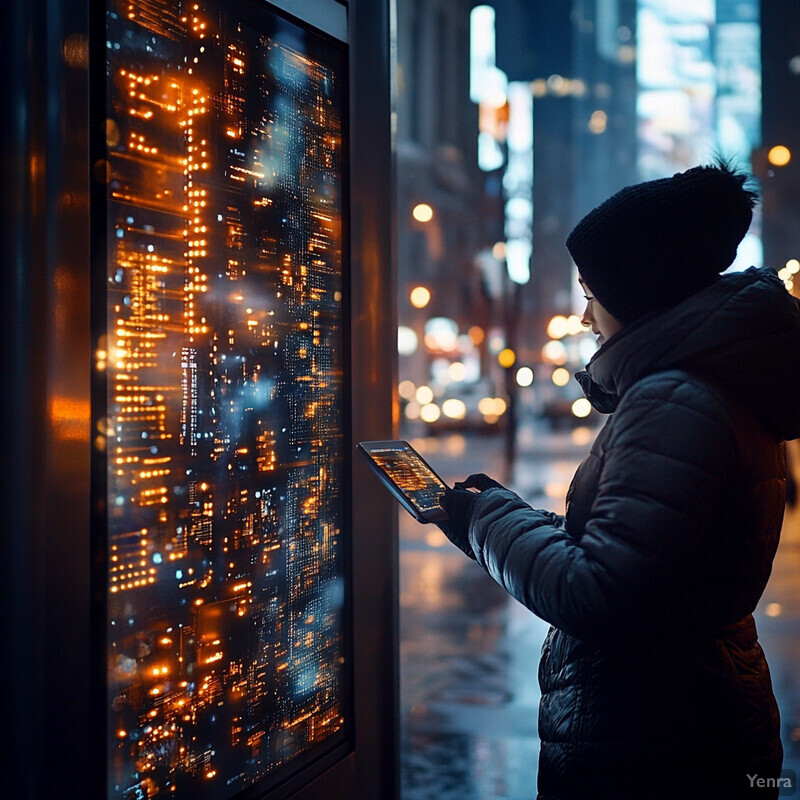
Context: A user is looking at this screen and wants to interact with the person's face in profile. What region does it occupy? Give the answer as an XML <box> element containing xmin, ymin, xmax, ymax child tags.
<box><xmin>579</xmin><ymin>276</ymin><xmax>624</xmax><ymax>346</ymax></box>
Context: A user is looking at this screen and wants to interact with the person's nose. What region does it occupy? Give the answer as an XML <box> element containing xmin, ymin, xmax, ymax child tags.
<box><xmin>581</xmin><ymin>304</ymin><xmax>593</xmax><ymax>329</ymax></box>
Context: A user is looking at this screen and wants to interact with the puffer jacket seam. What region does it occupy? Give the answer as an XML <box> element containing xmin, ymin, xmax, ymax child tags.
<box><xmin>609</xmin><ymin>370</ymin><xmax>740</xmax><ymax>471</ymax></box>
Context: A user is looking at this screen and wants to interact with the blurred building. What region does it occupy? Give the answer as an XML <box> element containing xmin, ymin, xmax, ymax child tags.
<box><xmin>395</xmin><ymin>1</ymin><xmax>637</xmax><ymax>421</ymax></box>
<box><xmin>759</xmin><ymin>0</ymin><xmax>800</xmax><ymax>288</ymax></box>
<box><xmin>395</xmin><ymin>0</ymin><xmax>790</xmax><ymax>433</ymax></box>
<box><xmin>395</xmin><ymin>0</ymin><xmax>498</xmax><ymax>396</ymax></box>
<box><xmin>391</xmin><ymin>0</ymin><xmax>799</xmax><ymax>557</ymax></box>
<box><xmin>494</xmin><ymin>0</ymin><xmax>638</xmax><ymax>355</ymax></box>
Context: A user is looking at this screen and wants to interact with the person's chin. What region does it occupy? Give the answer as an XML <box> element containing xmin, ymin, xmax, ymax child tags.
<box><xmin>596</xmin><ymin>335</ymin><xmax>605</xmax><ymax>346</ymax></box>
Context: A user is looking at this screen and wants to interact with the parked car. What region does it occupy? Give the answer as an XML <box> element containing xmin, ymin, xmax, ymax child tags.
<box><xmin>425</xmin><ymin>379</ymin><xmax>507</xmax><ymax>434</ymax></box>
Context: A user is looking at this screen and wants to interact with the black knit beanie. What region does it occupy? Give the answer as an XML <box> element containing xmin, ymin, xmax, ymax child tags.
<box><xmin>565</xmin><ymin>161</ymin><xmax>757</xmax><ymax>325</ymax></box>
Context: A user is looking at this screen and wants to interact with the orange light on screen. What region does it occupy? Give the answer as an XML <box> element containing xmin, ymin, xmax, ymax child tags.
<box><xmin>50</xmin><ymin>397</ymin><xmax>91</xmax><ymax>442</ymax></box>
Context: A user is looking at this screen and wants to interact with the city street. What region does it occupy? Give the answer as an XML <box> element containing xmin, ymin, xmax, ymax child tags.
<box><xmin>399</xmin><ymin>424</ymin><xmax>800</xmax><ymax>800</ymax></box>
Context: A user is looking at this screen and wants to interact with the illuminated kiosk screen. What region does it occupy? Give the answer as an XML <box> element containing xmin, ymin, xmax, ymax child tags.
<box><xmin>103</xmin><ymin>2</ymin><xmax>349</xmax><ymax>798</ymax></box>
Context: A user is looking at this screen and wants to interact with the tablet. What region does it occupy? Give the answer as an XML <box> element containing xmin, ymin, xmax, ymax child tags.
<box><xmin>357</xmin><ymin>440</ymin><xmax>449</xmax><ymax>523</ymax></box>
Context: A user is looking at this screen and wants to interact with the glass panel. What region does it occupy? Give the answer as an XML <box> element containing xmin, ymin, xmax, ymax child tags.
<box><xmin>103</xmin><ymin>2</ymin><xmax>349</xmax><ymax>797</ymax></box>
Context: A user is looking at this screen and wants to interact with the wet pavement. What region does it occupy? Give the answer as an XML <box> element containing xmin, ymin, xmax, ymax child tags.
<box><xmin>399</xmin><ymin>426</ymin><xmax>800</xmax><ymax>799</ymax></box>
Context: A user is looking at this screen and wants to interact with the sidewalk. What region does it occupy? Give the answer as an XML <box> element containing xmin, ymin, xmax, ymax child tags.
<box><xmin>755</xmin><ymin>499</ymin><xmax>800</xmax><ymax>779</ymax></box>
<box><xmin>399</xmin><ymin>431</ymin><xmax>800</xmax><ymax>799</ymax></box>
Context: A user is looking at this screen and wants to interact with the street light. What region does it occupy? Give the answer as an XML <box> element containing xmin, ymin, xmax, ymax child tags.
<box><xmin>409</xmin><ymin>285</ymin><xmax>431</xmax><ymax>308</ymax></box>
<box><xmin>552</xmin><ymin>367</ymin><xmax>570</xmax><ymax>387</ymax></box>
<box><xmin>515</xmin><ymin>366</ymin><xmax>534</xmax><ymax>387</ymax></box>
<box><xmin>497</xmin><ymin>347</ymin><xmax>516</xmax><ymax>369</ymax></box>
<box><xmin>412</xmin><ymin>203</ymin><xmax>434</xmax><ymax>223</ymax></box>
<box><xmin>767</xmin><ymin>145</ymin><xmax>791</xmax><ymax>167</ymax></box>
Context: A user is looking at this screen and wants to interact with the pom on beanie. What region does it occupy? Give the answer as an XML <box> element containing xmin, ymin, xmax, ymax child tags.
<box><xmin>565</xmin><ymin>160</ymin><xmax>757</xmax><ymax>325</ymax></box>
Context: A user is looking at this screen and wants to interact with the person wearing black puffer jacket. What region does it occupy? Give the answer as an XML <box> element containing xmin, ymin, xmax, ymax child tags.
<box><xmin>440</xmin><ymin>161</ymin><xmax>800</xmax><ymax>800</ymax></box>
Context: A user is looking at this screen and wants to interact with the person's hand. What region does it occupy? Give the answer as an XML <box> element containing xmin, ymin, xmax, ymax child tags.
<box><xmin>454</xmin><ymin>473</ymin><xmax>506</xmax><ymax>492</ymax></box>
<box><xmin>438</xmin><ymin>487</ymin><xmax>479</xmax><ymax>559</ymax></box>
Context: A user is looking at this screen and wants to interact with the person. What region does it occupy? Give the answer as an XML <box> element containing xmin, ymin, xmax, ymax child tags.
<box><xmin>439</xmin><ymin>160</ymin><xmax>800</xmax><ymax>799</ymax></box>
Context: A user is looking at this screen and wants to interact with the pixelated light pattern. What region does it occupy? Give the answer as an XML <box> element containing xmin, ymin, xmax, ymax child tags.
<box><xmin>104</xmin><ymin>2</ymin><xmax>348</xmax><ymax>797</ymax></box>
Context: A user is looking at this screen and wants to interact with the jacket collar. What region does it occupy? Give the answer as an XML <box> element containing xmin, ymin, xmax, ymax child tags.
<box><xmin>575</xmin><ymin>268</ymin><xmax>800</xmax><ymax>441</ymax></box>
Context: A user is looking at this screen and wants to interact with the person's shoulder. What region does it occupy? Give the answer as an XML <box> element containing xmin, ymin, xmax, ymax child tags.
<box><xmin>609</xmin><ymin>369</ymin><xmax>739</xmax><ymax>460</ymax></box>
<box><xmin>627</xmin><ymin>368</ymin><xmax>726</xmax><ymax>404</ymax></box>
<box><xmin>616</xmin><ymin>368</ymin><xmax>735</xmax><ymax>427</ymax></box>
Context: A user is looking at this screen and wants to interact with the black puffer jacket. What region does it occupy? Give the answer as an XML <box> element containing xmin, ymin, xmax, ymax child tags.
<box><xmin>466</xmin><ymin>268</ymin><xmax>800</xmax><ymax>799</ymax></box>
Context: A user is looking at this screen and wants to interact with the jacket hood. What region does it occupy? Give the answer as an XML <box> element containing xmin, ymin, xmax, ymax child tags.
<box><xmin>577</xmin><ymin>267</ymin><xmax>800</xmax><ymax>441</ymax></box>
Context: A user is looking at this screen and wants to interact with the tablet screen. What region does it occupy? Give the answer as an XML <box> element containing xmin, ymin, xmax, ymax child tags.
<box><xmin>358</xmin><ymin>441</ymin><xmax>449</xmax><ymax>522</ymax></box>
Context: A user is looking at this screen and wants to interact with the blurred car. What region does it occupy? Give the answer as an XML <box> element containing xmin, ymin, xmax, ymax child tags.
<box><xmin>424</xmin><ymin>379</ymin><xmax>507</xmax><ymax>434</ymax></box>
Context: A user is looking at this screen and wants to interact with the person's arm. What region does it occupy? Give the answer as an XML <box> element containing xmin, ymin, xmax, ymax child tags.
<box><xmin>440</xmin><ymin>476</ymin><xmax>565</xmax><ymax>559</ymax></box>
<box><xmin>468</xmin><ymin>374</ymin><xmax>737</xmax><ymax>642</ymax></box>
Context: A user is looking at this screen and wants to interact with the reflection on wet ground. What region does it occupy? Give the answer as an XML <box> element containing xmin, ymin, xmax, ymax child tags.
<box><xmin>399</xmin><ymin>429</ymin><xmax>800</xmax><ymax>799</ymax></box>
<box><xmin>757</xmin><ymin>498</ymin><xmax>800</xmax><ymax>774</ymax></box>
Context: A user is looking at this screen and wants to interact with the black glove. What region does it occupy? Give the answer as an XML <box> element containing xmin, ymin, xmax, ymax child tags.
<box><xmin>438</xmin><ymin>487</ymin><xmax>479</xmax><ymax>559</ymax></box>
<box><xmin>454</xmin><ymin>473</ymin><xmax>506</xmax><ymax>492</ymax></box>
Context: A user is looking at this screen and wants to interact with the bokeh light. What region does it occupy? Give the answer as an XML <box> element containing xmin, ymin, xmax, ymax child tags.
<box><xmin>424</xmin><ymin>317</ymin><xmax>459</xmax><ymax>352</ymax></box>
<box><xmin>551</xmin><ymin>367</ymin><xmax>571</xmax><ymax>386</ymax></box>
<box><xmin>542</xmin><ymin>340</ymin><xmax>568</xmax><ymax>365</ymax></box>
<box><xmin>404</xmin><ymin>400</ymin><xmax>421</xmax><ymax>420</ymax></box>
<box><xmin>492</xmin><ymin>241</ymin><xmax>507</xmax><ymax>260</ymax></box>
<box><xmin>415</xmin><ymin>385</ymin><xmax>434</xmax><ymax>404</ymax></box>
<box><xmin>768</xmin><ymin>145</ymin><xmax>791</xmax><ymax>167</ymax></box>
<box><xmin>478</xmin><ymin>397</ymin><xmax>506</xmax><ymax>417</ymax></box>
<box><xmin>515</xmin><ymin>366</ymin><xmax>534</xmax><ymax>387</ymax></box>
<box><xmin>588</xmin><ymin>109</ymin><xmax>607</xmax><ymax>134</ymax></box>
<box><xmin>410</xmin><ymin>285</ymin><xmax>431</xmax><ymax>308</ymax></box>
<box><xmin>547</xmin><ymin>315</ymin><xmax>570</xmax><ymax>339</ymax></box>
<box><xmin>571</xmin><ymin>398</ymin><xmax>592</xmax><ymax>418</ymax></box>
<box><xmin>497</xmin><ymin>347</ymin><xmax>516</xmax><ymax>368</ymax></box>
<box><xmin>420</xmin><ymin>403</ymin><xmax>441</xmax><ymax>423</ymax></box>
<box><xmin>488</xmin><ymin>334</ymin><xmax>505</xmax><ymax>353</ymax></box>
<box><xmin>778</xmin><ymin>258</ymin><xmax>799</xmax><ymax>291</ymax></box>
<box><xmin>398</xmin><ymin>379</ymin><xmax>416</xmax><ymax>400</ymax></box>
<box><xmin>448</xmin><ymin>361</ymin><xmax>467</xmax><ymax>382</ymax></box>
<box><xmin>412</xmin><ymin>203</ymin><xmax>434</xmax><ymax>222</ymax></box>
<box><xmin>397</xmin><ymin>325</ymin><xmax>418</xmax><ymax>355</ymax></box>
<box><xmin>547</xmin><ymin>314</ymin><xmax>585</xmax><ymax>338</ymax></box>
<box><xmin>468</xmin><ymin>325</ymin><xmax>485</xmax><ymax>345</ymax></box>
<box><xmin>442</xmin><ymin>398</ymin><xmax>467</xmax><ymax>420</ymax></box>
<box><xmin>765</xmin><ymin>602</ymin><xmax>783</xmax><ymax>617</ymax></box>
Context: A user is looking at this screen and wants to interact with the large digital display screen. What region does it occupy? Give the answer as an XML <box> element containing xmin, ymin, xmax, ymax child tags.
<box><xmin>101</xmin><ymin>1</ymin><xmax>349</xmax><ymax>797</ymax></box>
